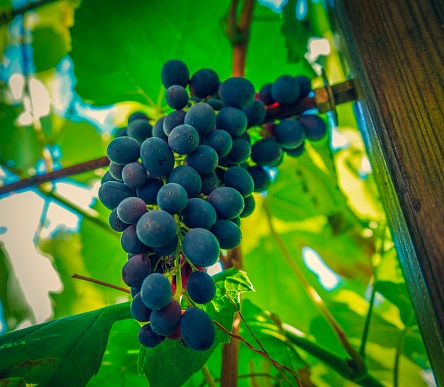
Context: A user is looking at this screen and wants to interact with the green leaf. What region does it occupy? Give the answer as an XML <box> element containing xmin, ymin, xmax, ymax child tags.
<box><xmin>0</xmin><ymin>303</ymin><xmax>131</xmax><ymax>387</ymax></box>
<box><xmin>0</xmin><ymin>243</ymin><xmax>34</xmax><ymax>331</ymax></box>
<box><xmin>33</xmin><ymin>27</ymin><xmax>69</xmax><ymax>72</ymax></box>
<box><xmin>138</xmin><ymin>268</ymin><xmax>253</xmax><ymax>387</ymax></box>
<box><xmin>0</xmin><ymin>378</ymin><xmax>26</xmax><ymax>387</ymax></box>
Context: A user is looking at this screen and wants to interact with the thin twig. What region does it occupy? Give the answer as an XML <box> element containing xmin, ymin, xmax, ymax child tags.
<box><xmin>72</xmin><ymin>273</ymin><xmax>130</xmax><ymax>294</ymax></box>
<box><xmin>201</xmin><ymin>364</ymin><xmax>217</xmax><ymax>387</ymax></box>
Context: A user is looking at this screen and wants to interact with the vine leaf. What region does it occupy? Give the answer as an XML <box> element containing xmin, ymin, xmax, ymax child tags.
<box><xmin>138</xmin><ymin>268</ymin><xmax>254</xmax><ymax>387</ymax></box>
<box><xmin>0</xmin><ymin>302</ymin><xmax>131</xmax><ymax>387</ymax></box>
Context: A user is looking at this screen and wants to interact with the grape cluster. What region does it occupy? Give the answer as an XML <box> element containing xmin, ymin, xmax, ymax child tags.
<box><xmin>98</xmin><ymin>59</ymin><xmax>327</xmax><ymax>352</ymax></box>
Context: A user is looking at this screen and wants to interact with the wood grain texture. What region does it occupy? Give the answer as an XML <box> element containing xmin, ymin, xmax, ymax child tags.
<box><xmin>328</xmin><ymin>0</ymin><xmax>444</xmax><ymax>383</ymax></box>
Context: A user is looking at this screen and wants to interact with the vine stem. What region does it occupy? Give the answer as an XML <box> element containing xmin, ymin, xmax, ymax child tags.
<box><xmin>262</xmin><ymin>200</ymin><xmax>367</xmax><ymax>378</ymax></box>
<box><xmin>71</xmin><ymin>274</ymin><xmax>130</xmax><ymax>294</ymax></box>
<box><xmin>201</xmin><ymin>364</ymin><xmax>217</xmax><ymax>387</ymax></box>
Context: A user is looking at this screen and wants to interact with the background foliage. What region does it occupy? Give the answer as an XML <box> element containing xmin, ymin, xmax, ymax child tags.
<box><xmin>0</xmin><ymin>0</ymin><xmax>434</xmax><ymax>386</ymax></box>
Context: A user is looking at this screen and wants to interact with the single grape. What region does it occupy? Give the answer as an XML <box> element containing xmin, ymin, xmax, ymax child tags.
<box><xmin>187</xmin><ymin>271</ymin><xmax>216</xmax><ymax>304</ymax></box>
<box><xmin>184</xmin><ymin>103</ymin><xmax>216</xmax><ymax>136</ymax></box>
<box><xmin>138</xmin><ymin>324</ymin><xmax>165</xmax><ymax>348</ymax></box>
<box><xmin>163</xmin><ymin>110</ymin><xmax>186</xmax><ymax>135</ymax></box>
<box><xmin>189</xmin><ymin>68</ymin><xmax>219</xmax><ymax>98</ymax></box>
<box><xmin>101</xmin><ymin>170</ymin><xmax>116</xmax><ymax>184</ymax></box>
<box><xmin>136</xmin><ymin>210</ymin><xmax>177</xmax><ymax>248</ymax></box>
<box><xmin>242</xmin><ymin>100</ymin><xmax>266</xmax><ymax>128</ymax></box>
<box><xmin>186</xmin><ymin>145</ymin><xmax>219</xmax><ymax>174</ymax></box>
<box><xmin>157</xmin><ymin>183</ymin><xmax>188</xmax><ymax>214</ymax></box>
<box><xmin>127</xmin><ymin>119</ymin><xmax>153</xmax><ymax>143</ymax></box>
<box><xmin>295</xmin><ymin>75</ymin><xmax>312</xmax><ymax>98</ymax></box>
<box><xmin>181</xmin><ymin>198</ymin><xmax>217</xmax><ymax>230</ymax></box>
<box><xmin>239</xmin><ymin>194</ymin><xmax>255</xmax><ymax>218</ymax></box>
<box><xmin>117</xmin><ymin>197</ymin><xmax>147</xmax><ymax>224</ymax></box>
<box><xmin>222</xmin><ymin>138</ymin><xmax>251</xmax><ymax>165</ymax></box>
<box><xmin>109</xmin><ymin>162</ymin><xmax>124</xmax><ymax>181</ymax></box>
<box><xmin>247</xmin><ymin>166</ymin><xmax>271</xmax><ymax>192</ymax></box>
<box><xmin>122</xmin><ymin>253</ymin><xmax>152</xmax><ymax>288</ymax></box>
<box><xmin>136</xmin><ymin>177</ymin><xmax>164</xmax><ymax>204</ymax></box>
<box><xmin>199</xmin><ymin>172</ymin><xmax>219</xmax><ymax>195</ymax></box>
<box><xmin>98</xmin><ymin>181</ymin><xmax>134</xmax><ymax>210</ymax></box>
<box><xmin>165</xmin><ymin>85</ymin><xmax>189</xmax><ymax>110</ymax></box>
<box><xmin>285</xmin><ymin>142</ymin><xmax>305</xmax><ymax>157</ymax></box>
<box><xmin>122</xmin><ymin>161</ymin><xmax>148</xmax><ymax>189</ymax></box>
<box><xmin>152</xmin><ymin>236</ymin><xmax>178</xmax><ymax>256</ymax></box>
<box><xmin>271</xmin><ymin>75</ymin><xmax>300</xmax><ymax>105</ymax></box>
<box><xmin>107</xmin><ymin>136</ymin><xmax>141</xmax><ymax>165</ymax></box>
<box><xmin>168</xmin><ymin>165</ymin><xmax>202</xmax><ymax>198</ymax></box>
<box><xmin>121</xmin><ymin>224</ymin><xmax>148</xmax><ymax>254</ymax></box>
<box><xmin>298</xmin><ymin>114</ymin><xmax>327</xmax><ymax>141</ymax></box>
<box><xmin>206</xmin><ymin>98</ymin><xmax>224</xmax><ymax>111</ymax></box>
<box><xmin>180</xmin><ymin>307</ymin><xmax>215</xmax><ymax>351</ymax></box>
<box><xmin>161</xmin><ymin>59</ymin><xmax>189</xmax><ymax>88</ymax></box>
<box><xmin>115</xmin><ymin>127</ymin><xmax>128</xmax><ymax>138</ymax></box>
<box><xmin>182</xmin><ymin>228</ymin><xmax>220</xmax><ymax>267</ymax></box>
<box><xmin>130</xmin><ymin>292</ymin><xmax>152</xmax><ymax>322</ymax></box>
<box><xmin>223</xmin><ymin>166</ymin><xmax>254</xmax><ymax>198</ymax></box>
<box><xmin>140</xmin><ymin>137</ymin><xmax>175</xmax><ymax>177</ymax></box>
<box><xmin>128</xmin><ymin>111</ymin><xmax>149</xmax><ymax>123</ymax></box>
<box><xmin>274</xmin><ymin>119</ymin><xmax>305</xmax><ymax>149</ymax></box>
<box><xmin>258</xmin><ymin>83</ymin><xmax>274</xmax><ymax>106</ymax></box>
<box><xmin>203</xmin><ymin>129</ymin><xmax>233</xmax><ymax>158</ymax></box>
<box><xmin>168</xmin><ymin>124</ymin><xmax>199</xmax><ymax>154</ymax></box>
<box><xmin>207</xmin><ymin>187</ymin><xmax>244</xmax><ymax>219</ymax></box>
<box><xmin>230</xmin><ymin>216</ymin><xmax>241</xmax><ymax>226</ymax></box>
<box><xmin>210</xmin><ymin>219</ymin><xmax>242</xmax><ymax>250</ymax></box>
<box><xmin>108</xmin><ymin>208</ymin><xmax>130</xmax><ymax>232</ymax></box>
<box><xmin>216</xmin><ymin>107</ymin><xmax>247</xmax><ymax>138</ymax></box>
<box><xmin>251</xmin><ymin>138</ymin><xmax>283</xmax><ymax>167</ymax></box>
<box><xmin>150</xmin><ymin>298</ymin><xmax>182</xmax><ymax>336</ymax></box>
<box><xmin>141</xmin><ymin>273</ymin><xmax>172</xmax><ymax>310</ymax></box>
<box><xmin>218</xmin><ymin>77</ymin><xmax>255</xmax><ymax>108</ymax></box>
<box><xmin>152</xmin><ymin>116</ymin><xmax>169</xmax><ymax>142</ymax></box>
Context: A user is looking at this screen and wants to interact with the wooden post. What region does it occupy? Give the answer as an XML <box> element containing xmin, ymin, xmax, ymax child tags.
<box><xmin>328</xmin><ymin>0</ymin><xmax>444</xmax><ymax>383</ymax></box>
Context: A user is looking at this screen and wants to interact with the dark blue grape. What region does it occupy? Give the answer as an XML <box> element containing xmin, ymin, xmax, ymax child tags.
<box><xmin>251</xmin><ymin>138</ymin><xmax>283</xmax><ymax>167</ymax></box>
<box><xmin>150</xmin><ymin>298</ymin><xmax>182</xmax><ymax>336</ymax></box>
<box><xmin>108</xmin><ymin>208</ymin><xmax>130</xmax><ymax>232</ymax></box>
<box><xmin>240</xmin><ymin>194</ymin><xmax>255</xmax><ymax>218</ymax></box>
<box><xmin>183</xmin><ymin>228</ymin><xmax>220</xmax><ymax>267</ymax></box>
<box><xmin>247</xmin><ymin>166</ymin><xmax>271</xmax><ymax>192</ymax></box>
<box><xmin>206</xmin><ymin>98</ymin><xmax>224</xmax><ymax>111</ymax></box>
<box><xmin>115</xmin><ymin>127</ymin><xmax>128</xmax><ymax>138</ymax></box>
<box><xmin>187</xmin><ymin>271</ymin><xmax>215</xmax><ymax>304</ymax></box>
<box><xmin>210</xmin><ymin>219</ymin><xmax>242</xmax><ymax>250</ymax></box>
<box><xmin>230</xmin><ymin>216</ymin><xmax>241</xmax><ymax>226</ymax></box>
<box><xmin>130</xmin><ymin>286</ymin><xmax>141</xmax><ymax>298</ymax></box>
<box><xmin>218</xmin><ymin>77</ymin><xmax>255</xmax><ymax>108</ymax></box>
<box><xmin>186</xmin><ymin>145</ymin><xmax>218</xmax><ymax>174</ymax></box>
<box><xmin>117</xmin><ymin>197</ymin><xmax>147</xmax><ymax>224</ymax></box>
<box><xmin>127</xmin><ymin>119</ymin><xmax>153</xmax><ymax>143</ymax></box>
<box><xmin>136</xmin><ymin>177</ymin><xmax>164</xmax><ymax>204</ymax></box>
<box><xmin>122</xmin><ymin>253</ymin><xmax>152</xmax><ymax>287</ymax></box>
<box><xmin>163</xmin><ymin>110</ymin><xmax>186</xmax><ymax>135</ymax></box>
<box><xmin>168</xmin><ymin>124</ymin><xmax>199</xmax><ymax>154</ymax></box>
<box><xmin>222</xmin><ymin>138</ymin><xmax>251</xmax><ymax>165</ymax></box>
<box><xmin>152</xmin><ymin>236</ymin><xmax>178</xmax><ymax>256</ymax></box>
<box><xmin>109</xmin><ymin>162</ymin><xmax>124</xmax><ymax>181</ymax></box>
<box><xmin>140</xmin><ymin>137</ymin><xmax>175</xmax><ymax>177</ymax></box>
<box><xmin>161</xmin><ymin>59</ymin><xmax>189</xmax><ymax>88</ymax></box>
<box><xmin>285</xmin><ymin>142</ymin><xmax>305</xmax><ymax>157</ymax></box>
<box><xmin>130</xmin><ymin>292</ymin><xmax>152</xmax><ymax>322</ymax></box>
<box><xmin>122</xmin><ymin>161</ymin><xmax>148</xmax><ymax>189</ymax></box>
<box><xmin>223</xmin><ymin>166</ymin><xmax>254</xmax><ymax>198</ymax></box>
<box><xmin>98</xmin><ymin>181</ymin><xmax>134</xmax><ymax>210</ymax></box>
<box><xmin>168</xmin><ymin>165</ymin><xmax>202</xmax><ymax>198</ymax></box>
<box><xmin>204</xmin><ymin>129</ymin><xmax>233</xmax><ymax>158</ymax></box>
<box><xmin>207</xmin><ymin>187</ymin><xmax>244</xmax><ymax>219</ymax></box>
<box><xmin>141</xmin><ymin>273</ymin><xmax>172</xmax><ymax>310</ymax></box>
<box><xmin>189</xmin><ymin>68</ymin><xmax>219</xmax><ymax>98</ymax></box>
<box><xmin>101</xmin><ymin>170</ymin><xmax>116</xmax><ymax>184</ymax></box>
<box><xmin>157</xmin><ymin>183</ymin><xmax>188</xmax><ymax>214</ymax></box>
<box><xmin>165</xmin><ymin>85</ymin><xmax>189</xmax><ymax>110</ymax></box>
<box><xmin>121</xmin><ymin>224</ymin><xmax>148</xmax><ymax>254</ymax></box>
<box><xmin>258</xmin><ymin>83</ymin><xmax>274</xmax><ymax>105</ymax></box>
<box><xmin>216</xmin><ymin>107</ymin><xmax>247</xmax><ymax>138</ymax></box>
<box><xmin>138</xmin><ymin>324</ymin><xmax>165</xmax><ymax>348</ymax></box>
<box><xmin>184</xmin><ymin>103</ymin><xmax>216</xmax><ymax>136</ymax></box>
<box><xmin>136</xmin><ymin>210</ymin><xmax>177</xmax><ymax>248</ymax></box>
<box><xmin>128</xmin><ymin>111</ymin><xmax>149</xmax><ymax>123</ymax></box>
<box><xmin>242</xmin><ymin>100</ymin><xmax>266</xmax><ymax>128</ymax></box>
<box><xmin>107</xmin><ymin>136</ymin><xmax>141</xmax><ymax>166</ymax></box>
<box><xmin>295</xmin><ymin>75</ymin><xmax>312</xmax><ymax>98</ymax></box>
<box><xmin>180</xmin><ymin>307</ymin><xmax>215</xmax><ymax>351</ymax></box>
<box><xmin>152</xmin><ymin>116</ymin><xmax>169</xmax><ymax>142</ymax></box>
<box><xmin>271</xmin><ymin>75</ymin><xmax>300</xmax><ymax>105</ymax></box>
<box><xmin>199</xmin><ymin>172</ymin><xmax>219</xmax><ymax>195</ymax></box>
<box><xmin>274</xmin><ymin>119</ymin><xmax>305</xmax><ymax>149</ymax></box>
<box><xmin>181</xmin><ymin>198</ymin><xmax>217</xmax><ymax>230</ymax></box>
<box><xmin>298</xmin><ymin>114</ymin><xmax>327</xmax><ymax>141</ymax></box>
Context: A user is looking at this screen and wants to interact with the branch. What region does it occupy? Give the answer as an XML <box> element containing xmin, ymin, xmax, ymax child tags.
<box><xmin>72</xmin><ymin>273</ymin><xmax>130</xmax><ymax>294</ymax></box>
<box><xmin>0</xmin><ymin>0</ymin><xmax>58</xmax><ymax>25</ymax></box>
